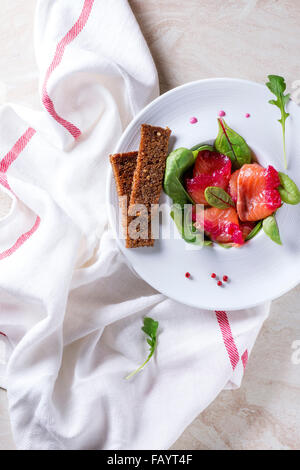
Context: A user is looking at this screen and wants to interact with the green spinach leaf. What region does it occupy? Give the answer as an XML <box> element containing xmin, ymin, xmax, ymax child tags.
<box><xmin>214</xmin><ymin>118</ymin><xmax>252</xmax><ymax>169</ymax></box>
<box><xmin>163</xmin><ymin>148</ymin><xmax>195</xmax><ymax>205</ymax></box>
<box><xmin>278</xmin><ymin>172</ymin><xmax>300</xmax><ymax>205</ymax></box>
<box><xmin>126</xmin><ymin>317</ymin><xmax>159</xmax><ymax>380</ymax></box>
<box><xmin>263</xmin><ymin>215</ymin><xmax>282</xmax><ymax>245</ymax></box>
<box><xmin>171</xmin><ymin>204</ymin><xmax>204</xmax><ymax>245</ymax></box>
<box><xmin>191</xmin><ymin>144</ymin><xmax>215</xmax><ymax>159</ymax></box>
<box><xmin>266</xmin><ymin>75</ymin><xmax>290</xmax><ymax>169</ymax></box>
<box><xmin>217</xmin><ymin>243</ymin><xmax>233</xmax><ymax>249</ymax></box>
<box><xmin>204</xmin><ymin>186</ymin><xmax>235</xmax><ymax>209</ymax></box>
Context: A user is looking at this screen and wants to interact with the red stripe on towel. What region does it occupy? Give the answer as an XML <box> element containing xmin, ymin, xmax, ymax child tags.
<box><xmin>41</xmin><ymin>0</ymin><xmax>94</xmax><ymax>138</ymax></box>
<box><xmin>0</xmin><ymin>216</ymin><xmax>40</xmax><ymax>261</ymax></box>
<box><xmin>0</xmin><ymin>128</ymin><xmax>36</xmax><ymax>174</ymax></box>
<box><xmin>0</xmin><ymin>332</ymin><xmax>6</xmax><ymax>337</ymax></box>
<box><xmin>0</xmin><ymin>173</ymin><xmax>11</xmax><ymax>190</ymax></box>
<box><xmin>215</xmin><ymin>310</ymin><xmax>239</xmax><ymax>370</ymax></box>
<box><xmin>0</xmin><ymin>128</ymin><xmax>40</xmax><ymax>260</ymax></box>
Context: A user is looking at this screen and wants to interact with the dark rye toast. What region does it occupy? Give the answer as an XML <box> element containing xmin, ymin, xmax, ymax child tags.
<box><xmin>128</xmin><ymin>124</ymin><xmax>171</xmax><ymax>247</ymax></box>
<box><xmin>109</xmin><ymin>152</ymin><xmax>138</xmax><ymax>245</ymax></box>
<box><xmin>110</xmin><ymin>152</ymin><xmax>138</xmax><ymax>199</ymax></box>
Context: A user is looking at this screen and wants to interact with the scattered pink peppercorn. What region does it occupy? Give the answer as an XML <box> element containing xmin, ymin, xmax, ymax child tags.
<box><xmin>211</xmin><ymin>273</ymin><xmax>217</xmax><ymax>279</ymax></box>
<box><xmin>217</xmin><ymin>280</ymin><xmax>223</xmax><ymax>287</ymax></box>
<box><xmin>223</xmin><ymin>275</ymin><xmax>228</xmax><ymax>282</ymax></box>
<box><xmin>245</xmin><ymin>113</ymin><xmax>251</xmax><ymax>118</ymax></box>
<box><xmin>185</xmin><ymin>272</ymin><xmax>191</xmax><ymax>279</ymax></box>
<box><xmin>218</xmin><ymin>110</ymin><xmax>226</xmax><ymax>117</ymax></box>
<box><xmin>189</xmin><ymin>116</ymin><xmax>198</xmax><ymax>124</ymax></box>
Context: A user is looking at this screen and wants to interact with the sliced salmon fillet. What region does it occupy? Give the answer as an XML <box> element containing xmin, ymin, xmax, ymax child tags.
<box><xmin>237</xmin><ymin>164</ymin><xmax>281</xmax><ymax>222</ymax></box>
<box><xmin>195</xmin><ymin>207</ymin><xmax>244</xmax><ymax>245</ymax></box>
<box><xmin>186</xmin><ymin>150</ymin><xmax>231</xmax><ymax>204</ymax></box>
<box><xmin>228</xmin><ymin>169</ymin><xmax>240</xmax><ymax>204</ymax></box>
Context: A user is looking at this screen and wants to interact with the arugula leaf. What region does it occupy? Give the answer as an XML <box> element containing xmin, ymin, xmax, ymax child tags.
<box><xmin>126</xmin><ymin>317</ymin><xmax>159</xmax><ymax>380</ymax></box>
<box><xmin>266</xmin><ymin>75</ymin><xmax>290</xmax><ymax>169</ymax></box>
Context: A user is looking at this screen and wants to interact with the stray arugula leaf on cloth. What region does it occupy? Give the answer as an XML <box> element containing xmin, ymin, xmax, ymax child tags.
<box><xmin>126</xmin><ymin>317</ymin><xmax>159</xmax><ymax>380</ymax></box>
<box><xmin>266</xmin><ymin>75</ymin><xmax>290</xmax><ymax>169</ymax></box>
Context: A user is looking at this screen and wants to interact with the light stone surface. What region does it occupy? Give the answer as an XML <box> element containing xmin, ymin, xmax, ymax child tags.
<box><xmin>0</xmin><ymin>0</ymin><xmax>300</xmax><ymax>450</ymax></box>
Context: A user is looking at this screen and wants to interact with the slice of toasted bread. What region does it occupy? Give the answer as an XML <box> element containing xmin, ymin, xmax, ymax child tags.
<box><xmin>110</xmin><ymin>152</ymin><xmax>138</xmax><ymax>246</ymax></box>
<box><xmin>128</xmin><ymin>124</ymin><xmax>171</xmax><ymax>248</ymax></box>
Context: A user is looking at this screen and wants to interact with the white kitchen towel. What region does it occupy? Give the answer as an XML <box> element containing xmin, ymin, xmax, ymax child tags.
<box><xmin>0</xmin><ymin>0</ymin><xmax>270</xmax><ymax>450</ymax></box>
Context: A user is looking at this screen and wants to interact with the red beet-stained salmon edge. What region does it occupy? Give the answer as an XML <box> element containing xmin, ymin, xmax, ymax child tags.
<box><xmin>231</xmin><ymin>228</ymin><xmax>244</xmax><ymax>245</ymax></box>
<box><xmin>264</xmin><ymin>190</ymin><xmax>282</xmax><ymax>211</ymax></box>
<box><xmin>265</xmin><ymin>165</ymin><xmax>281</xmax><ymax>189</ymax></box>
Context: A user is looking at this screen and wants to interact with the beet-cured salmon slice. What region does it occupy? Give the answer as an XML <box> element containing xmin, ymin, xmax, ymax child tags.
<box><xmin>195</xmin><ymin>206</ymin><xmax>244</xmax><ymax>245</ymax></box>
<box><xmin>186</xmin><ymin>150</ymin><xmax>231</xmax><ymax>204</ymax></box>
<box><xmin>237</xmin><ymin>164</ymin><xmax>281</xmax><ymax>222</ymax></box>
<box><xmin>186</xmin><ymin>173</ymin><xmax>229</xmax><ymax>204</ymax></box>
<box><xmin>193</xmin><ymin>149</ymin><xmax>231</xmax><ymax>178</ymax></box>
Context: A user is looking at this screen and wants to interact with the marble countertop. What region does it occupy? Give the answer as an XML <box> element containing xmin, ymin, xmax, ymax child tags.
<box><xmin>1</xmin><ymin>0</ymin><xmax>300</xmax><ymax>450</ymax></box>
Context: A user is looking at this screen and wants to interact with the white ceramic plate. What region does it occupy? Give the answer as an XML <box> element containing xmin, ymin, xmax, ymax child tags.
<box><xmin>106</xmin><ymin>78</ymin><xmax>300</xmax><ymax>310</ymax></box>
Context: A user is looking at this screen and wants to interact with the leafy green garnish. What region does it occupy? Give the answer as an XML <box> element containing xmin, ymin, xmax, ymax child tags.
<box><xmin>191</xmin><ymin>143</ymin><xmax>214</xmax><ymax>152</ymax></box>
<box><xmin>164</xmin><ymin>147</ymin><xmax>208</xmax><ymax>245</ymax></box>
<box><xmin>215</xmin><ymin>118</ymin><xmax>252</xmax><ymax>169</ymax></box>
<box><xmin>204</xmin><ymin>186</ymin><xmax>235</xmax><ymax>209</ymax></box>
<box><xmin>191</xmin><ymin>144</ymin><xmax>215</xmax><ymax>159</ymax></box>
<box><xmin>263</xmin><ymin>215</ymin><xmax>282</xmax><ymax>245</ymax></box>
<box><xmin>217</xmin><ymin>242</ymin><xmax>233</xmax><ymax>249</ymax></box>
<box><xmin>126</xmin><ymin>317</ymin><xmax>159</xmax><ymax>380</ymax></box>
<box><xmin>163</xmin><ymin>148</ymin><xmax>195</xmax><ymax>205</ymax></box>
<box><xmin>278</xmin><ymin>172</ymin><xmax>300</xmax><ymax>205</ymax></box>
<box><xmin>245</xmin><ymin>221</ymin><xmax>263</xmax><ymax>241</ymax></box>
<box><xmin>266</xmin><ymin>75</ymin><xmax>290</xmax><ymax>169</ymax></box>
<box><xmin>171</xmin><ymin>204</ymin><xmax>204</xmax><ymax>246</ymax></box>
